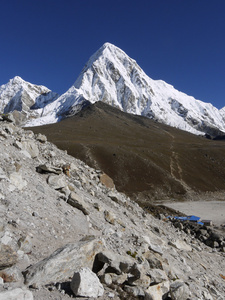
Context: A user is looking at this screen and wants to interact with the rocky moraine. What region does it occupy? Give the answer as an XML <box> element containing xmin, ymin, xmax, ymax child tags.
<box><xmin>0</xmin><ymin>115</ymin><xmax>224</xmax><ymax>300</ymax></box>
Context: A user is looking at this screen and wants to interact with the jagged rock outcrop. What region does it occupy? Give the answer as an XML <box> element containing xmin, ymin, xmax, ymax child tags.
<box><xmin>0</xmin><ymin>117</ymin><xmax>224</xmax><ymax>299</ymax></box>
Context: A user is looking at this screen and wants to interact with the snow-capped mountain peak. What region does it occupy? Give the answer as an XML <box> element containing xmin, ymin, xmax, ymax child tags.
<box><xmin>1</xmin><ymin>43</ymin><xmax>225</xmax><ymax>137</ymax></box>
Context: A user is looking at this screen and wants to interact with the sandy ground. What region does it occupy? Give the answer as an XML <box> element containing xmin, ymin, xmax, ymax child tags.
<box><xmin>159</xmin><ymin>200</ymin><xmax>225</xmax><ymax>226</ymax></box>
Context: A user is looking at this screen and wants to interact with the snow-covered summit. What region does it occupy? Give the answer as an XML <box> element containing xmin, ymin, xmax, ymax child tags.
<box><xmin>0</xmin><ymin>76</ymin><xmax>59</xmax><ymax>125</ymax></box>
<box><xmin>25</xmin><ymin>43</ymin><xmax>225</xmax><ymax>136</ymax></box>
<box><xmin>1</xmin><ymin>43</ymin><xmax>225</xmax><ymax>136</ymax></box>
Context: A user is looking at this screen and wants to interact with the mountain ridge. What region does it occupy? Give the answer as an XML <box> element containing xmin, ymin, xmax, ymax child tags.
<box><xmin>1</xmin><ymin>43</ymin><xmax>225</xmax><ymax>137</ymax></box>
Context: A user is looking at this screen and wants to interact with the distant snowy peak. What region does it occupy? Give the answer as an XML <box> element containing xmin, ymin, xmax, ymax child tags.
<box><xmin>0</xmin><ymin>76</ymin><xmax>59</xmax><ymax>125</ymax></box>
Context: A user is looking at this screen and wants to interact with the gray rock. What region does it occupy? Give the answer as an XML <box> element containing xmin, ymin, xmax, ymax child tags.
<box><xmin>143</xmin><ymin>252</ymin><xmax>164</xmax><ymax>270</ymax></box>
<box><xmin>124</xmin><ymin>285</ymin><xmax>145</xmax><ymax>297</ymax></box>
<box><xmin>145</xmin><ymin>280</ymin><xmax>170</xmax><ymax>300</ymax></box>
<box><xmin>67</xmin><ymin>192</ymin><xmax>90</xmax><ymax>215</ymax></box>
<box><xmin>36</xmin><ymin>163</ymin><xmax>62</xmax><ymax>174</ymax></box>
<box><xmin>20</xmin><ymin>140</ymin><xmax>39</xmax><ymax>158</ymax></box>
<box><xmin>147</xmin><ymin>268</ymin><xmax>168</xmax><ymax>284</ymax></box>
<box><xmin>0</xmin><ymin>287</ymin><xmax>33</xmax><ymax>300</ymax></box>
<box><xmin>110</xmin><ymin>272</ymin><xmax>127</xmax><ymax>285</ymax></box>
<box><xmin>23</xmin><ymin>236</ymin><xmax>104</xmax><ymax>287</ymax></box>
<box><xmin>70</xmin><ymin>267</ymin><xmax>104</xmax><ymax>297</ymax></box>
<box><xmin>96</xmin><ymin>250</ymin><xmax>135</xmax><ymax>275</ymax></box>
<box><xmin>128</xmin><ymin>274</ymin><xmax>151</xmax><ymax>288</ymax></box>
<box><xmin>47</xmin><ymin>174</ymin><xmax>67</xmax><ymax>190</ymax></box>
<box><xmin>128</xmin><ymin>261</ymin><xmax>151</xmax><ymax>288</ymax></box>
<box><xmin>100</xmin><ymin>273</ymin><xmax>112</xmax><ymax>286</ymax></box>
<box><xmin>170</xmin><ymin>280</ymin><xmax>191</xmax><ymax>300</ymax></box>
<box><xmin>142</xmin><ymin>235</ymin><xmax>164</xmax><ymax>255</ymax></box>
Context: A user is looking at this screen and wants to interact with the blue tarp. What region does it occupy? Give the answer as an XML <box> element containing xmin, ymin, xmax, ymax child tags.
<box><xmin>167</xmin><ymin>215</ymin><xmax>203</xmax><ymax>225</ymax></box>
<box><xmin>187</xmin><ymin>215</ymin><xmax>201</xmax><ymax>221</ymax></box>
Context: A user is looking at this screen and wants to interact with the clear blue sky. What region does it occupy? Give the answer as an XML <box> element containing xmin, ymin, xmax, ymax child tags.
<box><xmin>1</xmin><ymin>0</ymin><xmax>225</xmax><ymax>108</ymax></box>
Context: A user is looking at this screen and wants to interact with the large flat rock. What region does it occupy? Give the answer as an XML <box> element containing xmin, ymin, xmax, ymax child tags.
<box><xmin>24</xmin><ymin>236</ymin><xmax>104</xmax><ymax>287</ymax></box>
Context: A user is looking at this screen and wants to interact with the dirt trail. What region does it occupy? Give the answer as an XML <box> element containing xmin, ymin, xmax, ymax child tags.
<box><xmin>165</xmin><ymin>130</ymin><xmax>190</xmax><ymax>192</ymax></box>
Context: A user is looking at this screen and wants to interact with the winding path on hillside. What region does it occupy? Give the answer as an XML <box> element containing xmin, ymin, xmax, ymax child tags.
<box><xmin>165</xmin><ymin>130</ymin><xmax>190</xmax><ymax>192</ymax></box>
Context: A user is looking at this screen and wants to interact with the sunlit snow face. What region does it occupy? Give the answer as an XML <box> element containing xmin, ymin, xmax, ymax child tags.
<box><xmin>2</xmin><ymin>43</ymin><xmax>225</xmax><ymax>136</ymax></box>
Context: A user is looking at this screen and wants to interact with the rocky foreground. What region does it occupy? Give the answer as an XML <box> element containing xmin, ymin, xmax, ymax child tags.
<box><xmin>0</xmin><ymin>116</ymin><xmax>224</xmax><ymax>300</ymax></box>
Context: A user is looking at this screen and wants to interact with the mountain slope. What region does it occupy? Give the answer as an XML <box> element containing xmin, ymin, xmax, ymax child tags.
<box><xmin>1</xmin><ymin>118</ymin><xmax>225</xmax><ymax>299</ymax></box>
<box><xmin>25</xmin><ymin>43</ymin><xmax>225</xmax><ymax>137</ymax></box>
<box><xmin>0</xmin><ymin>76</ymin><xmax>59</xmax><ymax>125</ymax></box>
<box><xmin>28</xmin><ymin>101</ymin><xmax>225</xmax><ymax>201</ymax></box>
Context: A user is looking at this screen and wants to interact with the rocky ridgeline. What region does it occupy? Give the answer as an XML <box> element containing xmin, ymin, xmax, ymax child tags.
<box><xmin>0</xmin><ymin>116</ymin><xmax>224</xmax><ymax>300</ymax></box>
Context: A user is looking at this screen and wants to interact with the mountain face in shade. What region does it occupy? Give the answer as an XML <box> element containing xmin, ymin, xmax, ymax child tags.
<box><xmin>1</xmin><ymin>43</ymin><xmax>225</xmax><ymax>137</ymax></box>
<box><xmin>0</xmin><ymin>76</ymin><xmax>59</xmax><ymax>125</ymax></box>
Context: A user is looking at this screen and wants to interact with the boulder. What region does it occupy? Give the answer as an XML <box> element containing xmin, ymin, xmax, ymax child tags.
<box><xmin>23</xmin><ymin>236</ymin><xmax>105</xmax><ymax>287</ymax></box>
<box><xmin>70</xmin><ymin>267</ymin><xmax>104</xmax><ymax>297</ymax></box>
<box><xmin>67</xmin><ymin>192</ymin><xmax>90</xmax><ymax>215</ymax></box>
<box><xmin>170</xmin><ymin>280</ymin><xmax>191</xmax><ymax>300</ymax></box>
<box><xmin>127</xmin><ymin>260</ymin><xmax>151</xmax><ymax>288</ymax></box>
<box><xmin>142</xmin><ymin>235</ymin><xmax>164</xmax><ymax>255</ymax></box>
<box><xmin>145</xmin><ymin>281</ymin><xmax>170</xmax><ymax>300</ymax></box>
<box><xmin>96</xmin><ymin>250</ymin><xmax>135</xmax><ymax>275</ymax></box>
<box><xmin>0</xmin><ymin>244</ymin><xmax>18</xmax><ymax>270</ymax></box>
<box><xmin>100</xmin><ymin>273</ymin><xmax>112</xmax><ymax>286</ymax></box>
<box><xmin>20</xmin><ymin>140</ymin><xmax>39</xmax><ymax>158</ymax></box>
<box><xmin>0</xmin><ymin>288</ymin><xmax>33</xmax><ymax>300</ymax></box>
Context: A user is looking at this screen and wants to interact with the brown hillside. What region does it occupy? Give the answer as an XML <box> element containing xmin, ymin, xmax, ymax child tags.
<box><xmin>27</xmin><ymin>102</ymin><xmax>225</xmax><ymax>202</ymax></box>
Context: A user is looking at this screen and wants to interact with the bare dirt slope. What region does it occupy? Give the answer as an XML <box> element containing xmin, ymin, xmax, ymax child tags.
<box><xmin>28</xmin><ymin>102</ymin><xmax>225</xmax><ymax>202</ymax></box>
